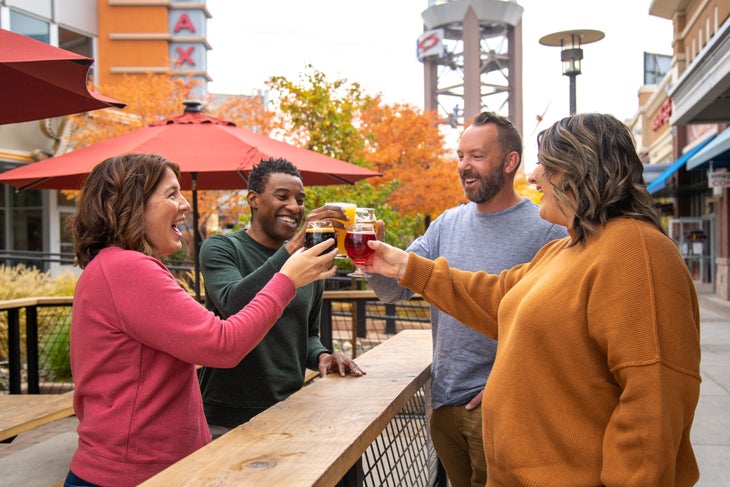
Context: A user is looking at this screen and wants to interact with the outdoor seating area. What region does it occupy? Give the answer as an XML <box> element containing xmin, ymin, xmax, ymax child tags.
<box><xmin>0</xmin><ymin>291</ymin><xmax>438</xmax><ymax>486</ymax></box>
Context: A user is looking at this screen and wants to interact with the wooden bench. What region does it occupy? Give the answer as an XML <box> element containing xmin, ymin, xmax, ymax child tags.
<box><xmin>139</xmin><ymin>329</ymin><xmax>432</xmax><ymax>486</ymax></box>
<box><xmin>0</xmin><ymin>391</ymin><xmax>74</xmax><ymax>442</ymax></box>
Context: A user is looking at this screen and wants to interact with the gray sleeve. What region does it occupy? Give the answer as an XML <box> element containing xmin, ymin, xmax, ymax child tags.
<box><xmin>367</xmin><ymin>225</ymin><xmax>436</xmax><ymax>303</ymax></box>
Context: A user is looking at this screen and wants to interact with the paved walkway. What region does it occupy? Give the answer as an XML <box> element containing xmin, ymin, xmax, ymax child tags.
<box><xmin>692</xmin><ymin>294</ymin><xmax>730</xmax><ymax>486</ymax></box>
<box><xmin>0</xmin><ymin>293</ymin><xmax>728</xmax><ymax>486</ymax></box>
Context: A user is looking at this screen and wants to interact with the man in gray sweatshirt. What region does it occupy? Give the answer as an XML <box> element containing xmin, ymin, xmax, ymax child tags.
<box><xmin>368</xmin><ymin>112</ymin><xmax>567</xmax><ymax>487</ymax></box>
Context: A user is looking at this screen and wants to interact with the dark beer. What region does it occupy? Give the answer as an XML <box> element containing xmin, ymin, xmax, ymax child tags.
<box><xmin>305</xmin><ymin>229</ymin><xmax>337</xmax><ymax>252</ymax></box>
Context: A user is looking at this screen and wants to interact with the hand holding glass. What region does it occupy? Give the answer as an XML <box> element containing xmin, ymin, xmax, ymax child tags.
<box><xmin>304</xmin><ymin>221</ymin><xmax>337</xmax><ymax>254</ymax></box>
<box><xmin>345</xmin><ymin>222</ymin><xmax>376</xmax><ymax>278</ymax></box>
<box><xmin>325</xmin><ymin>202</ymin><xmax>356</xmax><ymax>258</ymax></box>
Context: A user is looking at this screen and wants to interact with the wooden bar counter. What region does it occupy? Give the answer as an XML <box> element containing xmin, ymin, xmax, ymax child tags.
<box><xmin>140</xmin><ymin>329</ymin><xmax>432</xmax><ymax>486</ymax></box>
<box><xmin>0</xmin><ymin>391</ymin><xmax>74</xmax><ymax>442</ymax></box>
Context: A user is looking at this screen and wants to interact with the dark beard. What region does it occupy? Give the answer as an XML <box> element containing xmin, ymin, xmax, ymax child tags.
<box><xmin>463</xmin><ymin>166</ymin><xmax>505</xmax><ymax>204</ymax></box>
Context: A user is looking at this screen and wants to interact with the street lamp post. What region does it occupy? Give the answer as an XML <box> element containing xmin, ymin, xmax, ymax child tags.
<box><xmin>539</xmin><ymin>29</ymin><xmax>604</xmax><ymax>115</ymax></box>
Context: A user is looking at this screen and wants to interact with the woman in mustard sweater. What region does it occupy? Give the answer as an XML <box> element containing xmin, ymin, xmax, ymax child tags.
<box><xmin>364</xmin><ymin>113</ymin><xmax>701</xmax><ymax>486</ymax></box>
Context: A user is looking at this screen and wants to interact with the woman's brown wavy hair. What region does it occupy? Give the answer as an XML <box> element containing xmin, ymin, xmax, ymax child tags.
<box><xmin>72</xmin><ymin>153</ymin><xmax>180</xmax><ymax>268</ymax></box>
<box><xmin>537</xmin><ymin>113</ymin><xmax>663</xmax><ymax>247</ymax></box>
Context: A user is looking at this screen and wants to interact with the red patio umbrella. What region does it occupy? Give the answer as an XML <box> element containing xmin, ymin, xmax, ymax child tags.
<box><xmin>0</xmin><ymin>28</ymin><xmax>125</xmax><ymax>124</ymax></box>
<box><xmin>0</xmin><ymin>101</ymin><xmax>381</xmax><ymax>299</ymax></box>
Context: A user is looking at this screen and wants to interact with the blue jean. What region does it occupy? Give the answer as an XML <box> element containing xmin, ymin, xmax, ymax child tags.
<box><xmin>63</xmin><ymin>471</ymin><xmax>102</xmax><ymax>487</ymax></box>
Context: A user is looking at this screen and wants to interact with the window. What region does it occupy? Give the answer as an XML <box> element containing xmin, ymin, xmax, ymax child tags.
<box><xmin>10</xmin><ymin>10</ymin><xmax>49</xmax><ymax>43</ymax></box>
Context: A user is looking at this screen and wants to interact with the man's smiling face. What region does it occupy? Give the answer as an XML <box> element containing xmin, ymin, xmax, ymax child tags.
<box><xmin>248</xmin><ymin>171</ymin><xmax>306</xmax><ymax>248</ymax></box>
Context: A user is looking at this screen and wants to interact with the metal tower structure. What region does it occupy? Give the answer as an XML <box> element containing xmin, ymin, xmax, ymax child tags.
<box><xmin>418</xmin><ymin>0</ymin><xmax>524</xmax><ymax>133</ymax></box>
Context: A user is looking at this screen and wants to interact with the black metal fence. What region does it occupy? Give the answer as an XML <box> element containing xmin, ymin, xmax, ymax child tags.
<box><xmin>1</xmin><ymin>290</ymin><xmax>431</xmax><ymax>393</ymax></box>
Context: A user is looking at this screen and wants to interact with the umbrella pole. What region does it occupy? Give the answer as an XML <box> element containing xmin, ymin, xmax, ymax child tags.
<box><xmin>192</xmin><ymin>172</ymin><xmax>202</xmax><ymax>303</ymax></box>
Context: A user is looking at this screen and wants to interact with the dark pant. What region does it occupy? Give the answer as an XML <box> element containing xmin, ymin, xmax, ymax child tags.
<box><xmin>63</xmin><ymin>471</ymin><xmax>102</xmax><ymax>487</ymax></box>
<box><xmin>430</xmin><ymin>404</ymin><xmax>487</xmax><ymax>487</ymax></box>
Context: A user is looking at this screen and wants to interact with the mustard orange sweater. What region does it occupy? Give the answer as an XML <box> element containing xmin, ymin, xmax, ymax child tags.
<box><xmin>400</xmin><ymin>218</ymin><xmax>701</xmax><ymax>486</ymax></box>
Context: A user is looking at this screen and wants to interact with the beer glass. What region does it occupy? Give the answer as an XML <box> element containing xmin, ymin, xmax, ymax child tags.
<box><xmin>304</xmin><ymin>220</ymin><xmax>337</xmax><ymax>254</ymax></box>
<box><xmin>325</xmin><ymin>202</ymin><xmax>356</xmax><ymax>258</ymax></box>
<box><xmin>354</xmin><ymin>207</ymin><xmax>376</xmax><ymax>224</ymax></box>
<box><xmin>345</xmin><ymin>222</ymin><xmax>376</xmax><ymax>278</ymax></box>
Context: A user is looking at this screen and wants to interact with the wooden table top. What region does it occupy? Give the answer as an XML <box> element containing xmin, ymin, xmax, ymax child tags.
<box><xmin>0</xmin><ymin>391</ymin><xmax>75</xmax><ymax>442</ymax></box>
<box><xmin>140</xmin><ymin>329</ymin><xmax>432</xmax><ymax>487</ymax></box>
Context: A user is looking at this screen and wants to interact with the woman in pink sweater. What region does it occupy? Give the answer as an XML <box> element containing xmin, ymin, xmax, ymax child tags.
<box><xmin>63</xmin><ymin>153</ymin><xmax>337</xmax><ymax>487</ymax></box>
<box><xmin>364</xmin><ymin>113</ymin><xmax>701</xmax><ymax>486</ymax></box>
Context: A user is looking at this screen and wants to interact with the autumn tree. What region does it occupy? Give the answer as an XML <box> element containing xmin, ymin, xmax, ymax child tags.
<box><xmin>358</xmin><ymin>98</ymin><xmax>465</xmax><ymax>221</ymax></box>
<box><xmin>265</xmin><ymin>67</ymin><xmax>421</xmax><ymax>250</ymax></box>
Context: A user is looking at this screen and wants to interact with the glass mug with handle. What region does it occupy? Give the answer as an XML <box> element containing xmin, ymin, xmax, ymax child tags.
<box><xmin>325</xmin><ymin>202</ymin><xmax>356</xmax><ymax>258</ymax></box>
<box><xmin>345</xmin><ymin>222</ymin><xmax>377</xmax><ymax>278</ymax></box>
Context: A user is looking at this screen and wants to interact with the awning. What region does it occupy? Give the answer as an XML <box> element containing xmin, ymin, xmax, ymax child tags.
<box><xmin>643</xmin><ymin>162</ymin><xmax>672</xmax><ymax>184</ymax></box>
<box><xmin>646</xmin><ymin>134</ymin><xmax>717</xmax><ymax>194</ymax></box>
<box><xmin>686</xmin><ymin>127</ymin><xmax>730</xmax><ymax>171</ymax></box>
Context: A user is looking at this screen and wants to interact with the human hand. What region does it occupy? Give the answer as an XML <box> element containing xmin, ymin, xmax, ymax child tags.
<box><xmin>285</xmin><ymin>205</ymin><xmax>348</xmax><ymax>254</ymax></box>
<box><xmin>360</xmin><ymin>240</ymin><xmax>408</xmax><ymax>279</ymax></box>
<box><xmin>317</xmin><ymin>351</ymin><xmax>366</xmax><ymax>378</ymax></box>
<box><xmin>375</xmin><ymin>219</ymin><xmax>385</xmax><ymax>241</ymax></box>
<box><xmin>465</xmin><ymin>390</ymin><xmax>484</xmax><ymax>410</ymax></box>
<box><xmin>280</xmin><ymin>240</ymin><xmax>338</xmax><ymax>287</ymax></box>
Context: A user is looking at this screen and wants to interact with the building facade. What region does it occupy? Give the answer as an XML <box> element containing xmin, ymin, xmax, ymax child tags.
<box><xmin>640</xmin><ymin>0</ymin><xmax>730</xmax><ymax>298</ymax></box>
<box><xmin>0</xmin><ymin>0</ymin><xmax>210</xmax><ymax>274</ymax></box>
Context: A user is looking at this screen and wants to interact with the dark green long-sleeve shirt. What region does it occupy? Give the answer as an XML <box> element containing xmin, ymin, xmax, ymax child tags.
<box><xmin>198</xmin><ymin>231</ymin><xmax>327</xmax><ymax>427</ymax></box>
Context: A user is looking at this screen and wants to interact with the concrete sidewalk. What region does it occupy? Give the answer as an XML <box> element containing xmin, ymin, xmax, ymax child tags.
<box><xmin>694</xmin><ymin>293</ymin><xmax>730</xmax><ymax>486</ymax></box>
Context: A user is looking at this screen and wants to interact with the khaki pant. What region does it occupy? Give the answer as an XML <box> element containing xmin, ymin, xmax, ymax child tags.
<box><xmin>430</xmin><ymin>404</ymin><xmax>487</xmax><ymax>487</ymax></box>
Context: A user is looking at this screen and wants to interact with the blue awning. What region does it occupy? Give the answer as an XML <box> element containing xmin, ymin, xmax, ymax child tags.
<box><xmin>646</xmin><ymin>134</ymin><xmax>717</xmax><ymax>194</ymax></box>
<box><xmin>686</xmin><ymin>127</ymin><xmax>730</xmax><ymax>171</ymax></box>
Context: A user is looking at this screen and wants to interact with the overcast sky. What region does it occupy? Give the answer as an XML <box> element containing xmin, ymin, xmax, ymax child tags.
<box><xmin>205</xmin><ymin>0</ymin><xmax>673</xmax><ymax>170</ymax></box>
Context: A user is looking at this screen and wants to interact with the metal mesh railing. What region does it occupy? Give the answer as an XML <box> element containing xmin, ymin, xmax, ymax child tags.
<box><xmin>0</xmin><ymin>300</ymin><xmax>74</xmax><ymax>393</ymax></box>
<box><xmin>361</xmin><ymin>384</ymin><xmax>437</xmax><ymax>486</ymax></box>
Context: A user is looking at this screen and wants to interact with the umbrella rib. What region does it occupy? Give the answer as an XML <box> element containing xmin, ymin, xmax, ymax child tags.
<box><xmin>327</xmin><ymin>174</ymin><xmax>355</xmax><ymax>185</ymax></box>
<box><xmin>18</xmin><ymin>178</ymin><xmax>51</xmax><ymax>191</ymax></box>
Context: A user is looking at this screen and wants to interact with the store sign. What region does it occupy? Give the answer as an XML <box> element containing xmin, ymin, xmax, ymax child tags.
<box><xmin>652</xmin><ymin>98</ymin><xmax>672</xmax><ymax>131</ymax></box>
<box><xmin>417</xmin><ymin>29</ymin><xmax>445</xmax><ymax>61</ymax></box>
<box><xmin>708</xmin><ymin>170</ymin><xmax>730</xmax><ymax>187</ymax></box>
<box><xmin>168</xmin><ymin>5</ymin><xmax>207</xmax><ymax>72</ymax></box>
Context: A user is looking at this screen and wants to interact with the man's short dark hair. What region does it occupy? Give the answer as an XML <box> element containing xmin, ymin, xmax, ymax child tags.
<box><xmin>471</xmin><ymin>111</ymin><xmax>523</xmax><ymax>162</ymax></box>
<box><xmin>247</xmin><ymin>157</ymin><xmax>302</xmax><ymax>194</ymax></box>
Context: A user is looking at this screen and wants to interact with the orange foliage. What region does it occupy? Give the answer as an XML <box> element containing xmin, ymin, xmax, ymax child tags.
<box><xmin>209</xmin><ymin>94</ymin><xmax>277</xmax><ymax>134</ymax></box>
<box><xmin>67</xmin><ymin>74</ymin><xmax>197</xmax><ymax>146</ymax></box>
<box><xmin>358</xmin><ymin>98</ymin><xmax>465</xmax><ymax>219</ymax></box>
<box><xmin>514</xmin><ymin>170</ymin><xmax>542</xmax><ymax>205</ymax></box>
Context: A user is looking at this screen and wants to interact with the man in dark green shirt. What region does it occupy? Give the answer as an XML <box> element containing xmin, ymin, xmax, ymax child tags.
<box><xmin>198</xmin><ymin>157</ymin><xmax>365</xmax><ymax>434</ymax></box>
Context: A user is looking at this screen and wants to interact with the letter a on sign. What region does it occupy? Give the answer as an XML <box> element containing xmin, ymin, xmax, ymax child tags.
<box><xmin>174</xmin><ymin>14</ymin><xmax>196</xmax><ymax>33</ymax></box>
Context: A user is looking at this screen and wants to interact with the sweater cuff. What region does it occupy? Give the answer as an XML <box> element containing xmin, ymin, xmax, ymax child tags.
<box><xmin>399</xmin><ymin>252</ymin><xmax>436</xmax><ymax>294</ymax></box>
<box><xmin>271</xmin><ymin>272</ymin><xmax>297</xmax><ymax>300</ymax></box>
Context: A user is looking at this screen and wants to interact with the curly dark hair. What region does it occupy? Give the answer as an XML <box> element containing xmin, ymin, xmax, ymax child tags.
<box><xmin>536</xmin><ymin>113</ymin><xmax>663</xmax><ymax>246</ymax></box>
<box><xmin>247</xmin><ymin>157</ymin><xmax>302</xmax><ymax>194</ymax></box>
<box><xmin>72</xmin><ymin>153</ymin><xmax>180</xmax><ymax>268</ymax></box>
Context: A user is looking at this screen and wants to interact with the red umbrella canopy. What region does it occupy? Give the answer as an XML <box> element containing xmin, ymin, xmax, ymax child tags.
<box><xmin>0</xmin><ymin>28</ymin><xmax>126</xmax><ymax>124</ymax></box>
<box><xmin>0</xmin><ymin>102</ymin><xmax>381</xmax><ymax>190</ymax></box>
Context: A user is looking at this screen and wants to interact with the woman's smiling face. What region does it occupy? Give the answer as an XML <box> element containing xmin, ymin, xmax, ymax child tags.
<box><xmin>528</xmin><ymin>163</ymin><xmax>573</xmax><ymax>228</ymax></box>
<box><xmin>143</xmin><ymin>167</ymin><xmax>190</xmax><ymax>257</ymax></box>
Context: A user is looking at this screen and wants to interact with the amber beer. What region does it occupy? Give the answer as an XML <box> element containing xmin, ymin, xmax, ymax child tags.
<box><xmin>304</xmin><ymin>221</ymin><xmax>337</xmax><ymax>253</ymax></box>
<box><xmin>325</xmin><ymin>202</ymin><xmax>356</xmax><ymax>257</ymax></box>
